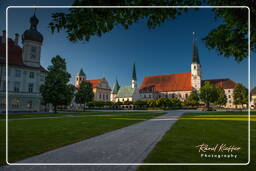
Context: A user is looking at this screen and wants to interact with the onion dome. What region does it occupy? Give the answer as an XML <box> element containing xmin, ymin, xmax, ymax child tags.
<box><xmin>77</xmin><ymin>68</ymin><xmax>86</xmax><ymax>76</ymax></box>
<box><xmin>22</xmin><ymin>14</ymin><xmax>43</xmax><ymax>43</ymax></box>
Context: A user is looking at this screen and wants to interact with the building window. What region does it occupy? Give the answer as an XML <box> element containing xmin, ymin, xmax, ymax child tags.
<box><xmin>27</xmin><ymin>101</ymin><xmax>33</xmax><ymax>109</ymax></box>
<box><xmin>228</xmin><ymin>90</ymin><xmax>231</xmax><ymax>93</ymax></box>
<box><xmin>0</xmin><ymin>98</ymin><xmax>6</xmax><ymax>109</ymax></box>
<box><xmin>144</xmin><ymin>94</ymin><xmax>146</xmax><ymax>98</ymax></box>
<box><xmin>14</xmin><ymin>82</ymin><xmax>20</xmax><ymax>92</ymax></box>
<box><xmin>106</xmin><ymin>95</ymin><xmax>108</xmax><ymax>100</ymax></box>
<box><xmin>149</xmin><ymin>94</ymin><xmax>151</xmax><ymax>98</ymax></box>
<box><xmin>228</xmin><ymin>95</ymin><xmax>231</xmax><ymax>98</ymax></box>
<box><xmin>99</xmin><ymin>94</ymin><xmax>101</xmax><ymax>99</ymax></box>
<box><xmin>11</xmin><ymin>98</ymin><xmax>20</xmax><ymax>109</ymax></box>
<box><xmin>229</xmin><ymin>100</ymin><xmax>231</xmax><ymax>103</ymax></box>
<box><xmin>28</xmin><ymin>83</ymin><xmax>33</xmax><ymax>93</ymax></box>
<box><xmin>15</xmin><ymin>70</ymin><xmax>21</xmax><ymax>77</ymax></box>
<box><xmin>103</xmin><ymin>94</ymin><xmax>105</xmax><ymax>100</ymax></box>
<box><xmin>29</xmin><ymin>72</ymin><xmax>34</xmax><ymax>79</ymax></box>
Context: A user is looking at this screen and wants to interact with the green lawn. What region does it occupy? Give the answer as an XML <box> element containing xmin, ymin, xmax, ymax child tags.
<box><xmin>139</xmin><ymin>112</ymin><xmax>256</xmax><ymax>171</ymax></box>
<box><xmin>0</xmin><ymin>111</ymin><xmax>149</xmax><ymax>119</ymax></box>
<box><xmin>0</xmin><ymin>112</ymin><xmax>164</xmax><ymax>165</ymax></box>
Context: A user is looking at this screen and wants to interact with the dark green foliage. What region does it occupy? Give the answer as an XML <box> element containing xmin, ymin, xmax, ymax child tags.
<box><xmin>75</xmin><ymin>81</ymin><xmax>94</xmax><ymax>110</ymax></box>
<box><xmin>185</xmin><ymin>90</ymin><xmax>199</xmax><ymax>106</ymax></box>
<box><xmin>40</xmin><ymin>55</ymin><xmax>71</xmax><ymax>113</ymax></box>
<box><xmin>233</xmin><ymin>83</ymin><xmax>248</xmax><ymax>107</ymax></box>
<box><xmin>49</xmin><ymin>0</ymin><xmax>255</xmax><ymax>62</ymax></box>
<box><xmin>199</xmin><ymin>81</ymin><xmax>218</xmax><ymax>108</ymax></box>
<box><xmin>214</xmin><ymin>86</ymin><xmax>227</xmax><ymax>106</ymax></box>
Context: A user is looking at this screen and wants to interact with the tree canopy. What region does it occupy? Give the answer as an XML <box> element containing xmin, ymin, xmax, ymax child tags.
<box><xmin>40</xmin><ymin>55</ymin><xmax>71</xmax><ymax>113</ymax></box>
<box><xmin>49</xmin><ymin>0</ymin><xmax>255</xmax><ymax>62</ymax></box>
<box><xmin>233</xmin><ymin>83</ymin><xmax>248</xmax><ymax>108</ymax></box>
<box><xmin>75</xmin><ymin>80</ymin><xmax>94</xmax><ymax>110</ymax></box>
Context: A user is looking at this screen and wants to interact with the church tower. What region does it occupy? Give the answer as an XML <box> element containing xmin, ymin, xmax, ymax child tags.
<box><xmin>75</xmin><ymin>68</ymin><xmax>86</xmax><ymax>88</ymax></box>
<box><xmin>191</xmin><ymin>32</ymin><xmax>201</xmax><ymax>90</ymax></box>
<box><xmin>110</xmin><ymin>79</ymin><xmax>120</xmax><ymax>101</ymax></box>
<box><xmin>131</xmin><ymin>63</ymin><xmax>137</xmax><ymax>88</ymax></box>
<box><xmin>22</xmin><ymin>12</ymin><xmax>43</xmax><ymax>67</ymax></box>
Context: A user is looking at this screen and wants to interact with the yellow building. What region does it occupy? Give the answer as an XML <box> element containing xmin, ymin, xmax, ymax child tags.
<box><xmin>75</xmin><ymin>69</ymin><xmax>111</xmax><ymax>101</ymax></box>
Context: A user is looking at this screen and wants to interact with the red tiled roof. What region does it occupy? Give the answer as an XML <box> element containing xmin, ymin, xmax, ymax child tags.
<box><xmin>0</xmin><ymin>36</ymin><xmax>47</xmax><ymax>72</ymax></box>
<box><xmin>140</xmin><ymin>72</ymin><xmax>192</xmax><ymax>92</ymax></box>
<box><xmin>202</xmin><ymin>79</ymin><xmax>237</xmax><ymax>89</ymax></box>
<box><xmin>87</xmin><ymin>79</ymin><xmax>102</xmax><ymax>88</ymax></box>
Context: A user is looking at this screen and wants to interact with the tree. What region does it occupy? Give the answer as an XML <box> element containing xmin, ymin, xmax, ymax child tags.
<box><xmin>49</xmin><ymin>0</ymin><xmax>255</xmax><ymax>62</ymax></box>
<box><xmin>214</xmin><ymin>86</ymin><xmax>227</xmax><ymax>107</ymax></box>
<box><xmin>199</xmin><ymin>81</ymin><xmax>218</xmax><ymax>109</ymax></box>
<box><xmin>233</xmin><ymin>83</ymin><xmax>248</xmax><ymax>108</ymax></box>
<box><xmin>40</xmin><ymin>55</ymin><xmax>71</xmax><ymax>113</ymax></box>
<box><xmin>75</xmin><ymin>81</ymin><xmax>94</xmax><ymax>110</ymax></box>
<box><xmin>185</xmin><ymin>90</ymin><xmax>199</xmax><ymax>107</ymax></box>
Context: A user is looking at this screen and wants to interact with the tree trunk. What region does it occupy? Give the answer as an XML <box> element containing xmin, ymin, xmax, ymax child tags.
<box><xmin>54</xmin><ymin>105</ymin><xmax>57</xmax><ymax>114</ymax></box>
<box><xmin>206</xmin><ymin>102</ymin><xmax>209</xmax><ymax>110</ymax></box>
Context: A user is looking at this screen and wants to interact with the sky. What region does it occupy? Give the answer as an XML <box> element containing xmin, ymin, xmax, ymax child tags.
<box><xmin>0</xmin><ymin>0</ymin><xmax>254</xmax><ymax>89</ymax></box>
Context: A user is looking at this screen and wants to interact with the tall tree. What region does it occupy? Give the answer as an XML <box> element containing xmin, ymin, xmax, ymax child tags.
<box><xmin>199</xmin><ymin>81</ymin><xmax>218</xmax><ymax>109</ymax></box>
<box><xmin>49</xmin><ymin>0</ymin><xmax>255</xmax><ymax>62</ymax></box>
<box><xmin>40</xmin><ymin>55</ymin><xmax>71</xmax><ymax>113</ymax></box>
<box><xmin>233</xmin><ymin>83</ymin><xmax>248</xmax><ymax>108</ymax></box>
<box><xmin>185</xmin><ymin>90</ymin><xmax>200</xmax><ymax>107</ymax></box>
<box><xmin>75</xmin><ymin>81</ymin><xmax>94</xmax><ymax>110</ymax></box>
<box><xmin>214</xmin><ymin>86</ymin><xmax>227</xmax><ymax>107</ymax></box>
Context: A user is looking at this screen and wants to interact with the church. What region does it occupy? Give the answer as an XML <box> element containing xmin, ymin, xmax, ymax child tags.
<box><xmin>0</xmin><ymin>13</ymin><xmax>47</xmax><ymax>112</ymax></box>
<box><xmin>75</xmin><ymin>68</ymin><xmax>111</xmax><ymax>101</ymax></box>
<box><xmin>139</xmin><ymin>34</ymin><xmax>237</xmax><ymax>108</ymax></box>
<box><xmin>110</xmin><ymin>34</ymin><xmax>237</xmax><ymax>108</ymax></box>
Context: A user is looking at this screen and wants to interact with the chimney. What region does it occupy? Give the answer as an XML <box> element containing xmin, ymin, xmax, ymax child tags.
<box><xmin>14</xmin><ymin>33</ymin><xmax>19</xmax><ymax>45</ymax></box>
<box><xmin>2</xmin><ymin>30</ymin><xmax>6</xmax><ymax>44</ymax></box>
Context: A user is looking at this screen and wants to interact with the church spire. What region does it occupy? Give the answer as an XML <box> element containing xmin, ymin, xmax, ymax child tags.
<box><xmin>132</xmin><ymin>63</ymin><xmax>137</xmax><ymax>81</ymax></box>
<box><xmin>192</xmin><ymin>32</ymin><xmax>200</xmax><ymax>64</ymax></box>
<box><xmin>131</xmin><ymin>63</ymin><xmax>137</xmax><ymax>88</ymax></box>
<box><xmin>112</xmin><ymin>78</ymin><xmax>120</xmax><ymax>94</ymax></box>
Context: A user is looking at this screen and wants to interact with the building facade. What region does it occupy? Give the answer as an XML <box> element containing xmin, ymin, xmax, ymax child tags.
<box><xmin>0</xmin><ymin>14</ymin><xmax>47</xmax><ymax>112</ymax></box>
<box><xmin>111</xmin><ymin>63</ymin><xmax>140</xmax><ymax>102</ymax></box>
<box><xmin>75</xmin><ymin>68</ymin><xmax>111</xmax><ymax>101</ymax></box>
<box><xmin>139</xmin><ymin>33</ymin><xmax>237</xmax><ymax>108</ymax></box>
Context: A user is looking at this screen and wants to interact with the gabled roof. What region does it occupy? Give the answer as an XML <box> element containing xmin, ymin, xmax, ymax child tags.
<box><xmin>116</xmin><ymin>86</ymin><xmax>136</xmax><ymax>98</ymax></box>
<box><xmin>140</xmin><ymin>72</ymin><xmax>192</xmax><ymax>92</ymax></box>
<box><xmin>202</xmin><ymin>79</ymin><xmax>237</xmax><ymax>89</ymax></box>
<box><xmin>251</xmin><ymin>87</ymin><xmax>256</xmax><ymax>96</ymax></box>
<box><xmin>87</xmin><ymin>79</ymin><xmax>102</xmax><ymax>88</ymax></box>
<box><xmin>0</xmin><ymin>36</ymin><xmax>47</xmax><ymax>72</ymax></box>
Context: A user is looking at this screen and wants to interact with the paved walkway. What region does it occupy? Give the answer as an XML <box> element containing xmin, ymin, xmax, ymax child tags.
<box><xmin>2</xmin><ymin>110</ymin><xmax>186</xmax><ymax>171</ymax></box>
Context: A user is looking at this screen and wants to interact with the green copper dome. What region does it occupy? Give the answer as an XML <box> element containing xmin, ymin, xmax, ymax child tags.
<box><xmin>77</xmin><ymin>68</ymin><xmax>86</xmax><ymax>76</ymax></box>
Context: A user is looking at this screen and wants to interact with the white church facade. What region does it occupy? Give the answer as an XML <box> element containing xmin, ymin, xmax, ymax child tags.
<box><xmin>0</xmin><ymin>13</ymin><xmax>47</xmax><ymax>112</ymax></box>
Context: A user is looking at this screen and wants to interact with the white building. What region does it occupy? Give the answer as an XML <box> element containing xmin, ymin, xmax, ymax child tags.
<box><xmin>0</xmin><ymin>13</ymin><xmax>47</xmax><ymax>112</ymax></box>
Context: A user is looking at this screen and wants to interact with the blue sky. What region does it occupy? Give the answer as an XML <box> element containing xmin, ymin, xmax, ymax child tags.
<box><xmin>0</xmin><ymin>0</ymin><xmax>254</xmax><ymax>89</ymax></box>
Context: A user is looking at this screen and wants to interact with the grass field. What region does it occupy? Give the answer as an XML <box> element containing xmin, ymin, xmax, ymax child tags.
<box><xmin>138</xmin><ymin>111</ymin><xmax>256</xmax><ymax>171</ymax></box>
<box><xmin>0</xmin><ymin>111</ymin><xmax>164</xmax><ymax>165</ymax></box>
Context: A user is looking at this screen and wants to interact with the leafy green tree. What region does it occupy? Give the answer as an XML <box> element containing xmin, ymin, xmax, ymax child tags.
<box><xmin>233</xmin><ymin>83</ymin><xmax>248</xmax><ymax>108</ymax></box>
<box><xmin>214</xmin><ymin>86</ymin><xmax>227</xmax><ymax>107</ymax></box>
<box><xmin>199</xmin><ymin>81</ymin><xmax>218</xmax><ymax>109</ymax></box>
<box><xmin>49</xmin><ymin>0</ymin><xmax>255</xmax><ymax>62</ymax></box>
<box><xmin>170</xmin><ymin>98</ymin><xmax>182</xmax><ymax>108</ymax></box>
<box><xmin>185</xmin><ymin>90</ymin><xmax>199</xmax><ymax>107</ymax></box>
<box><xmin>40</xmin><ymin>55</ymin><xmax>71</xmax><ymax>113</ymax></box>
<box><xmin>75</xmin><ymin>81</ymin><xmax>94</xmax><ymax>110</ymax></box>
<box><xmin>134</xmin><ymin>100</ymin><xmax>147</xmax><ymax>108</ymax></box>
<box><xmin>147</xmin><ymin>99</ymin><xmax>156</xmax><ymax>108</ymax></box>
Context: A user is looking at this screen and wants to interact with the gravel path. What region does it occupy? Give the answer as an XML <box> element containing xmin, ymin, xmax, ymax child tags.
<box><xmin>2</xmin><ymin>110</ymin><xmax>186</xmax><ymax>171</ymax></box>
